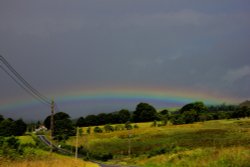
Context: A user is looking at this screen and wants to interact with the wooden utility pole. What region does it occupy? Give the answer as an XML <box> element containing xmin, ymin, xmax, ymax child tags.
<box><xmin>75</xmin><ymin>127</ymin><xmax>79</xmax><ymax>159</ymax></box>
<box><xmin>128</xmin><ymin>129</ymin><xmax>131</xmax><ymax>157</ymax></box>
<box><xmin>50</xmin><ymin>100</ymin><xmax>54</xmax><ymax>153</ymax></box>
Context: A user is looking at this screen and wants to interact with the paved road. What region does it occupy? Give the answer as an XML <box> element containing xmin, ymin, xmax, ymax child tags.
<box><xmin>37</xmin><ymin>135</ymin><xmax>72</xmax><ymax>155</ymax></box>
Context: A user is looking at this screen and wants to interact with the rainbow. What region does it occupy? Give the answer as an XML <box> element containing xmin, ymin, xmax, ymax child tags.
<box><xmin>0</xmin><ymin>85</ymin><xmax>241</xmax><ymax>111</ymax></box>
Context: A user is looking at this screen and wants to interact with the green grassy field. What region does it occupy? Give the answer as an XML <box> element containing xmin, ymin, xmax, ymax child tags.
<box><xmin>0</xmin><ymin>134</ymin><xmax>99</xmax><ymax>167</ymax></box>
<box><xmin>67</xmin><ymin>118</ymin><xmax>250</xmax><ymax>166</ymax></box>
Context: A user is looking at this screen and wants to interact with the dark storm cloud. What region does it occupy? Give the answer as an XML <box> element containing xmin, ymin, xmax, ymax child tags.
<box><xmin>0</xmin><ymin>0</ymin><xmax>250</xmax><ymax>120</ymax></box>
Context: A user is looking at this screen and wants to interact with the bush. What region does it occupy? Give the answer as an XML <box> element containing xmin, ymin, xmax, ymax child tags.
<box><xmin>94</xmin><ymin>127</ymin><xmax>103</xmax><ymax>133</ymax></box>
<box><xmin>0</xmin><ymin>136</ymin><xmax>22</xmax><ymax>159</ymax></box>
<box><xmin>114</xmin><ymin>125</ymin><xmax>124</xmax><ymax>131</ymax></box>
<box><xmin>104</xmin><ymin>124</ymin><xmax>114</xmax><ymax>132</ymax></box>
<box><xmin>125</xmin><ymin>122</ymin><xmax>132</xmax><ymax>130</ymax></box>
<box><xmin>134</xmin><ymin>124</ymin><xmax>139</xmax><ymax>128</ymax></box>
<box><xmin>89</xmin><ymin>151</ymin><xmax>113</xmax><ymax>161</ymax></box>
<box><xmin>148</xmin><ymin>147</ymin><xmax>166</xmax><ymax>158</ymax></box>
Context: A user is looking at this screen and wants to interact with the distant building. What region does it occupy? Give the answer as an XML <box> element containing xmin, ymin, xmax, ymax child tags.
<box><xmin>35</xmin><ymin>125</ymin><xmax>47</xmax><ymax>133</ymax></box>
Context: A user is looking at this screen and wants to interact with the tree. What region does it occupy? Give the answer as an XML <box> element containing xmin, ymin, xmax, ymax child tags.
<box><xmin>76</xmin><ymin>117</ymin><xmax>86</xmax><ymax>127</ymax></box>
<box><xmin>44</xmin><ymin>112</ymin><xmax>71</xmax><ymax>129</ymax></box>
<box><xmin>232</xmin><ymin>106</ymin><xmax>250</xmax><ymax>118</ymax></box>
<box><xmin>44</xmin><ymin>112</ymin><xmax>75</xmax><ymax>141</ymax></box>
<box><xmin>0</xmin><ymin>119</ymin><xmax>14</xmax><ymax>136</ymax></box>
<box><xmin>180</xmin><ymin>101</ymin><xmax>208</xmax><ymax>114</ymax></box>
<box><xmin>159</xmin><ymin>109</ymin><xmax>169</xmax><ymax>125</ymax></box>
<box><xmin>97</xmin><ymin>113</ymin><xmax>108</xmax><ymax>125</ymax></box>
<box><xmin>13</xmin><ymin>119</ymin><xmax>27</xmax><ymax>136</ymax></box>
<box><xmin>117</xmin><ymin>109</ymin><xmax>131</xmax><ymax>123</ymax></box>
<box><xmin>133</xmin><ymin>103</ymin><xmax>157</xmax><ymax>122</ymax></box>
<box><xmin>182</xmin><ymin>109</ymin><xmax>198</xmax><ymax>124</ymax></box>
<box><xmin>0</xmin><ymin>115</ymin><xmax>4</xmax><ymax>122</ymax></box>
<box><xmin>171</xmin><ymin>114</ymin><xmax>185</xmax><ymax>125</ymax></box>
<box><xmin>85</xmin><ymin>115</ymin><xmax>98</xmax><ymax>126</ymax></box>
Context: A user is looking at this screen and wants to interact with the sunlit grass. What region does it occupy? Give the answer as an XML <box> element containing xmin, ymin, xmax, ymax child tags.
<box><xmin>138</xmin><ymin>146</ymin><xmax>250</xmax><ymax>167</ymax></box>
<box><xmin>0</xmin><ymin>150</ymin><xmax>99</xmax><ymax>167</ymax></box>
<box><xmin>66</xmin><ymin>118</ymin><xmax>250</xmax><ymax>166</ymax></box>
<box><xmin>17</xmin><ymin>135</ymin><xmax>36</xmax><ymax>146</ymax></box>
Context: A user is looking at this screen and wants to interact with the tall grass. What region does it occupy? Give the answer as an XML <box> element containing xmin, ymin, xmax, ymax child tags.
<box><xmin>0</xmin><ymin>150</ymin><xmax>99</xmax><ymax>167</ymax></box>
<box><xmin>66</xmin><ymin>118</ymin><xmax>250</xmax><ymax>166</ymax></box>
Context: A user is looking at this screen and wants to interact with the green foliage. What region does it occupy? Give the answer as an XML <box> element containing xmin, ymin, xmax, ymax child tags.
<box><xmin>232</xmin><ymin>106</ymin><xmax>250</xmax><ymax>118</ymax></box>
<box><xmin>76</xmin><ymin>117</ymin><xmax>86</xmax><ymax>127</ymax></box>
<box><xmin>151</xmin><ymin>120</ymin><xmax>157</xmax><ymax>127</ymax></box>
<box><xmin>133</xmin><ymin>103</ymin><xmax>158</xmax><ymax>122</ymax></box>
<box><xmin>114</xmin><ymin>124</ymin><xmax>125</xmax><ymax>131</ymax></box>
<box><xmin>89</xmin><ymin>151</ymin><xmax>113</xmax><ymax>161</ymax></box>
<box><xmin>0</xmin><ymin>136</ymin><xmax>22</xmax><ymax>159</ymax></box>
<box><xmin>134</xmin><ymin>124</ymin><xmax>139</xmax><ymax>128</ymax></box>
<box><xmin>44</xmin><ymin>112</ymin><xmax>75</xmax><ymax>141</ymax></box>
<box><xmin>180</xmin><ymin>101</ymin><xmax>208</xmax><ymax>114</ymax></box>
<box><xmin>0</xmin><ymin>119</ymin><xmax>15</xmax><ymax>136</ymax></box>
<box><xmin>0</xmin><ymin>114</ymin><xmax>4</xmax><ymax>122</ymax></box>
<box><xmin>94</xmin><ymin>126</ymin><xmax>103</xmax><ymax>133</ymax></box>
<box><xmin>86</xmin><ymin>127</ymin><xmax>91</xmax><ymax>134</ymax></box>
<box><xmin>171</xmin><ymin>114</ymin><xmax>185</xmax><ymax>125</ymax></box>
<box><xmin>13</xmin><ymin>119</ymin><xmax>27</xmax><ymax>136</ymax></box>
<box><xmin>85</xmin><ymin>115</ymin><xmax>99</xmax><ymax>126</ymax></box>
<box><xmin>125</xmin><ymin>121</ymin><xmax>132</xmax><ymax>130</ymax></box>
<box><xmin>118</xmin><ymin>109</ymin><xmax>131</xmax><ymax>123</ymax></box>
<box><xmin>0</xmin><ymin>116</ymin><xmax>27</xmax><ymax>136</ymax></box>
<box><xmin>104</xmin><ymin>124</ymin><xmax>114</xmax><ymax>132</ymax></box>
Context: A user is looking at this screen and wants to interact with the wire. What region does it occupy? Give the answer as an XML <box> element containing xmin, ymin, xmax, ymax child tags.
<box><xmin>0</xmin><ymin>64</ymin><xmax>50</xmax><ymax>106</ymax></box>
<box><xmin>0</xmin><ymin>55</ymin><xmax>62</xmax><ymax>112</ymax></box>
<box><xmin>0</xmin><ymin>55</ymin><xmax>50</xmax><ymax>104</ymax></box>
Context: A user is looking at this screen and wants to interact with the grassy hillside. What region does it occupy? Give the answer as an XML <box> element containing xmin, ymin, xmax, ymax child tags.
<box><xmin>66</xmin><ymin>118</ymin><xmax>250</xmax><ymax>166</ymax></box>
<box><xmin>0</xmin><ymin>135</ymin><xmax>99</xmax><ymax>167</ymax></box>
<box><xmin>0</xmin><ymin>151</ymin><xmax>99</xmax><ymax>167</ymax></box>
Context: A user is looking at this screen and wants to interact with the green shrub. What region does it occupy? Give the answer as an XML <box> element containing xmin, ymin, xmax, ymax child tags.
<box><xmin>89</xmin><ymin>151</ymin><xmax>113</xmax><ymax>161</ymax></box>
<box><xmin>94</xmin><ymin>127</ymin><xmax>103</xmax><ymax>133</ymax></box>
<box><xmin>104</xmin><ymin>124</ymin><xmax>114</xmax><ymax>132</ymax></box>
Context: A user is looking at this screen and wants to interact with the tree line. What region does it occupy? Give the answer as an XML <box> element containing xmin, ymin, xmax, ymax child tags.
<box><xmin>75</xmin><ymin>103</ymin><xmax>158</xmax><ymax>127</ymax></box>
<box><xmin>0</xmin><ymin>115</ymin><xmax>27</xmax><ymax>137</ymax></box>
<box><xmin>74</xmin><ymin>101</ymin><xmax>250</xmax><ymax>127</ymax></box>
<box><xmin>40</xmin><ymin>101</ymin><xmax>250</xmax><ymax>141</ymax></box>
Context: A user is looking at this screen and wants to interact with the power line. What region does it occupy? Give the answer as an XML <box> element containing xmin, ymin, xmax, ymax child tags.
<box><xmin>1</xmin><ymin>55</ymin><xmax>61</xmax><ymax>113</ymax></box>
<box><xmin>0</xmin><ymin>64</ymin><xmax>50</xmax><ymax>106</ymax></box>
<box><xmin>0</xmin><ymin>55</ymin><xmax>50</xmax><ymax>104</ymax></box>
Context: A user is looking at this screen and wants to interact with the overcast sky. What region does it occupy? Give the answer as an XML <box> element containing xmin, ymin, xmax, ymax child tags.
<box><xmin>0</xmin><ymin>0</ymin><xmax>250</xmax><ymax>120</ymax></box>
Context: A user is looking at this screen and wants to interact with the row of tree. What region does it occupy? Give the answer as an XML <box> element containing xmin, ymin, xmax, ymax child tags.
<box><xmin>0</xmin><ymin>115</ymin><xmax>27</xmax><ymax>136</ymax></box>
<box><xmin>41</xmin><ymin>101</ymin><xmax>250</xmax><ymax>141</ymax></box>
<box><xmin>171</xmin><ymin>102</ymin><xmax>250</xmax><ymax>125</ymax></box>
<box><xmin>75</xmin><ymin>103</ymin><xmax>157</xmax><ymax>127</ymax></box>
<box><xmin>74</xmin><ymin>102</ymin><xmax>250</xmax><ymax>127</ymax></box>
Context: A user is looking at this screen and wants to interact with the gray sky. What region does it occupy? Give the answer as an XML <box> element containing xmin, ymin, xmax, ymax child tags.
<box><xmin>0</xmin><ymin>0</ymin><xmax>250</xmax><ymax>120</ymax></box>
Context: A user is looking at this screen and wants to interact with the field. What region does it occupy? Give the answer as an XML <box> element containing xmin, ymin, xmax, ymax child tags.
<box><xmin>0</xmin><ymin>135</ymin><xmax>99</xmax><ymax>167</ymax></box>
<box><xmin>66</xmin><ymin>118</ymin><xmax>250</xmax><ymax>166</ymax></box>
<box><xmin>0</xmin><ymin>151</ymin><xmax>99</xmax><ymax>167</ymax></box>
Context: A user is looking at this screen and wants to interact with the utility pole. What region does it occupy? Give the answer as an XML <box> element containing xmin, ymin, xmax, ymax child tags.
<box><xmin>50</xmin><ymin>100</ymin><xmax>54</xmax><ymax>153</ymax></box>
<box><xmin>128</xmin><ymin>129</ymin><xmax>131</xmax><ymax>157</ymax></box>
<box><xmin>75</xmin><ymin>127</ymin><xmax>79</xmax><ymax>159</ymax></box>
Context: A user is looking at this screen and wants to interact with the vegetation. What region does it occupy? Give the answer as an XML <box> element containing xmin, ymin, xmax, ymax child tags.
<box><xmin>66</xmin><ymin>118</ymin><xmax>250</xmax><ymax>166</ymax></box>
<box><xmin>44</xmin><ymin>112</ymin><xmax>75</xmax><ymax>141</ymax></box>
<box><xmin>0</xmin><ymin>115</ymin><xmax>27</xmax><ymax>136</ymax></box>
<box><xmin>74</xmin><ymin>102</ymin><xmax>250</xmax><ymax>128</ymax></box>
<box><xmin>1</xmin><ymin>101</ymin><xmax>250</xmax><ymax>166</ymax></box>
<box><xmin>0</xmin><ymin>133</ymin><xmax>98</xmax><ymax>167</ymax></box>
